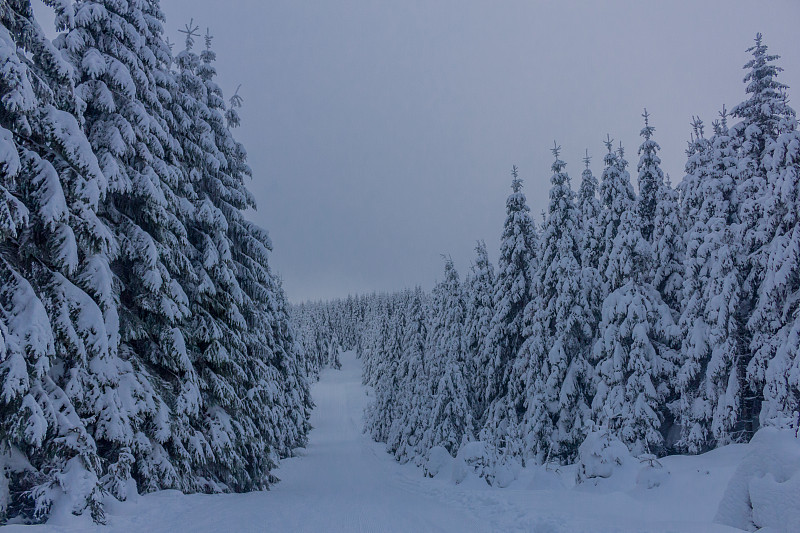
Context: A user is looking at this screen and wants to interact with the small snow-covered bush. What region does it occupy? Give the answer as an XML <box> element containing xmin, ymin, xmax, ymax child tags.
<box><xmin>715</xmin><ymin>428</ymin><xmax>800</xmax><ymax>532</ymax></box>
<box><xmin>450</xmin><ymin>441</ymin><xmax>519</xmax><ymax>487</ymax></box>
<box><xmin>451</xmin><ymin>441</ymin><xmax>496</xmax><ymax>485</ymax></box>
<box><xmin>424</xmin><ymin>446</ymin><xmax>453</xmax><ymax>478</ymax></box>
<box><xmin>488</xmin><ymin>460</ymin><xmax>518</xmax><ymax>488</ymax></box>
<box><xmin>576</xmin><ymin>426</ymin><xmax>631</xmax><ymax>483</ymax></box>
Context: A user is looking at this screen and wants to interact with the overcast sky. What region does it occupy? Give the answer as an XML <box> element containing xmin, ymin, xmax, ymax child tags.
<box><xmin>37</xmin><ymin>1</ymin><xmax>800</xmax><ymax>302</ymax></box>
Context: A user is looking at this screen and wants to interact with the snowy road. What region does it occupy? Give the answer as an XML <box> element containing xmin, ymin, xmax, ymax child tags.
<box><xmin>231</xmin><ymin>349</ymin><xmax>495</xmax><ymax>532</ymax></box>
<box><xmin>12</xmin><ymin>350</ymin><xmax>750</xmax><ymax>532</ymax></box>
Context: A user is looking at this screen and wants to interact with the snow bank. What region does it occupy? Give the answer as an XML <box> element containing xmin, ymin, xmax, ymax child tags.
<box><xmin>635</xmin><ymin>454</ymin><xmax>669</xmax><ymax>489</ymax></box>
<box><xmin>714</xmin><ymin>428</ymin><xmax>800</xmax><ymax>532</ymax></box>
<box><xmin>424</xmin><ymin>441</ymin><xmax>520</xmax><ymax>487</ymax></box>
<box><xmin>448</xmin><ymin>441</ymin><xmax>518</xmax><ymax>487</ymax></box>
<box><xmin>521</xmin><ymin>465</ymin><xmax>567</xmax><ymax>491</ymax></box>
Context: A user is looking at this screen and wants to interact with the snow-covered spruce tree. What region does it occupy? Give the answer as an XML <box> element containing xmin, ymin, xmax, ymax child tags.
<box><xmin>173</xmin><ymin>26</ymin><xmax>284</xmax><ymax>492</ymax></box>
<box><xmin>55</xmin><ymin>0</ymin><xmax>201</xmax><ymax>496</ymax></box>
<box><xmin>387</xmin><ymin>288</ymin><xmax>430</xmax><ymax>463</ymax></box>
<box><xmin>637</xmin><ymin>110</ymin><xmax>664</xmax><ymax>244</ymax></box>
<box><xmin>733</xmin><ymin>35</ymin><xmax>797</xmax><ymax>433</ymax></box>
<box><xmin>637</xmin><ymin>112</ymin><xmax>684</xmax><ymax>312</ymax></box>
<box><xmin>361</xmin><ymin>297</ymin><xmax>391</xmax><ymax>388</ymax></box>
<box><xmin>295</xmin><ymin>302</ymin><xmax>337</xmax><ymax>379</ymax></box>
<box><xmin>517</xmin><ymin>144</ymin><xmax>592</xmax><ymax>464</ymax></box>
<box><xmin>676</xmin><ymin>118</ymin><xmax>713</xmax><ymax>346</ymax></box>
<box><xmin>265</xmin><ymin>277</ymin><xmax>312</xmax><ymax>459</ymax></box>
<box><xmin>733</xmin><ymin>35</ymin><xmax>795</xmax><ymax>288</ymax></box>
<box><xmin>597</xmin><ymin>137</ymin><xmax>637</xmax><ymax>295</ymax></box>
<box><xmin>347</xmin><ymin>296</ymin><xmax>366</xmax><ymax>348</ymax></box>
<box><xmin>0</xmin><ymin>1</ymin><xmax>154</xmax><ymax>521</ymax></box>
<box><xmin>419</xmin><ymin>259</ymin><xmax>474</xmax><ymax>456</ymax></box>
<box><xmin>462</xmin><ymin>242</ymin><xmax>495</xmax><ymax>424</ymax></box>
<box><xmin>577</xmin><ymin>151</ymin><xmax>603</xmax><ymax>372</ymax></box>
<box><xmin>579</xmin><ymin>151</ymin><xmax>602</xmax><ymax>271</ymax></box>
<box><xmin>364</xmin><ymin>297</ymin><xmax>403</xmax><ymax>443</ymax></box>
<box><xmin>651</xmin><ymin>177</ymin><xmax>684</xmax><ymax>313</ymax></box>
<box><xmin>677</xmin><ymin>119</ymin><xmax>712</xmax><ymax>236</ymax></box>
<box><xmin>356</xmin><ymin>298</ymin><xmax>376</xmax><ymax>378</ymax></box>
<box><xmin>676</xmin><ymin>111</ymin><xmax>745</xmax><ymax>452</ymax></box>
<box><xmin>480</xmin><ymin>167</ymin><xmax>538</xmax><ymax>458</ymax></box>
<box><xmin>304</xmin><ymin>303</ymin><xmax>341</xmax><ymax>371</ymax></box>
<box><xmin>381</xmin><ymin>292</ymin><xmax>410</xmax><ymax>453</ymax></box>
<box><xmin>291</xmin><ymin>303</ymin><xmax>323</xmax><ymax>379</ymax></box>
<box><xmin>222</xmin><ymin>71</ymin><xmax>312</xmax><ymax>468</ymax></box>
<box><xmin>748</xmin><ymin>110</ymin><xmax>800</xmax><ymax>428</ymax></box>
<box><xmin>591</xmin><ymin>141</ymin><xmax>679</xmax><ymax>456</ymax></box>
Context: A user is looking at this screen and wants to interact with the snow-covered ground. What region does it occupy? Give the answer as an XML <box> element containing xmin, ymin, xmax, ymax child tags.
<box><xmin>9</xmin><ymin>351</ymin><xmax>795</xmax><ymax>532</ymax></box>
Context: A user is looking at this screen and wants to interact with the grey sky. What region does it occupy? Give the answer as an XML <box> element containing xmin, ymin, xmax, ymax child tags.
<box><xmin>36</xmin><ymin>1</ymin><xmax>800</xmax><ymax>302</ymax></box>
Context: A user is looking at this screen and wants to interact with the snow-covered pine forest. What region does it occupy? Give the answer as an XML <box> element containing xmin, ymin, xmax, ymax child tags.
<box><xmin>294</xmin><ymin>32</ymin><xmax>800</xmax><ymax>516</ymax></box>
<box><xmin>0</xmin><ymin>0</ymin><xmax>314</xmax><ymax>524</ymax></box>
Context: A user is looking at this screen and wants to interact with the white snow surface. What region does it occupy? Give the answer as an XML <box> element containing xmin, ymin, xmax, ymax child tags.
<box><xmin>715</xmin><ymin>427</ymin><xmax>800</xmax><ymax>532</ymax></box>
<box><xmin>9</xmin><ymin>351</ymin><xmax>794</xmax><ymax>532</ymax></box>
